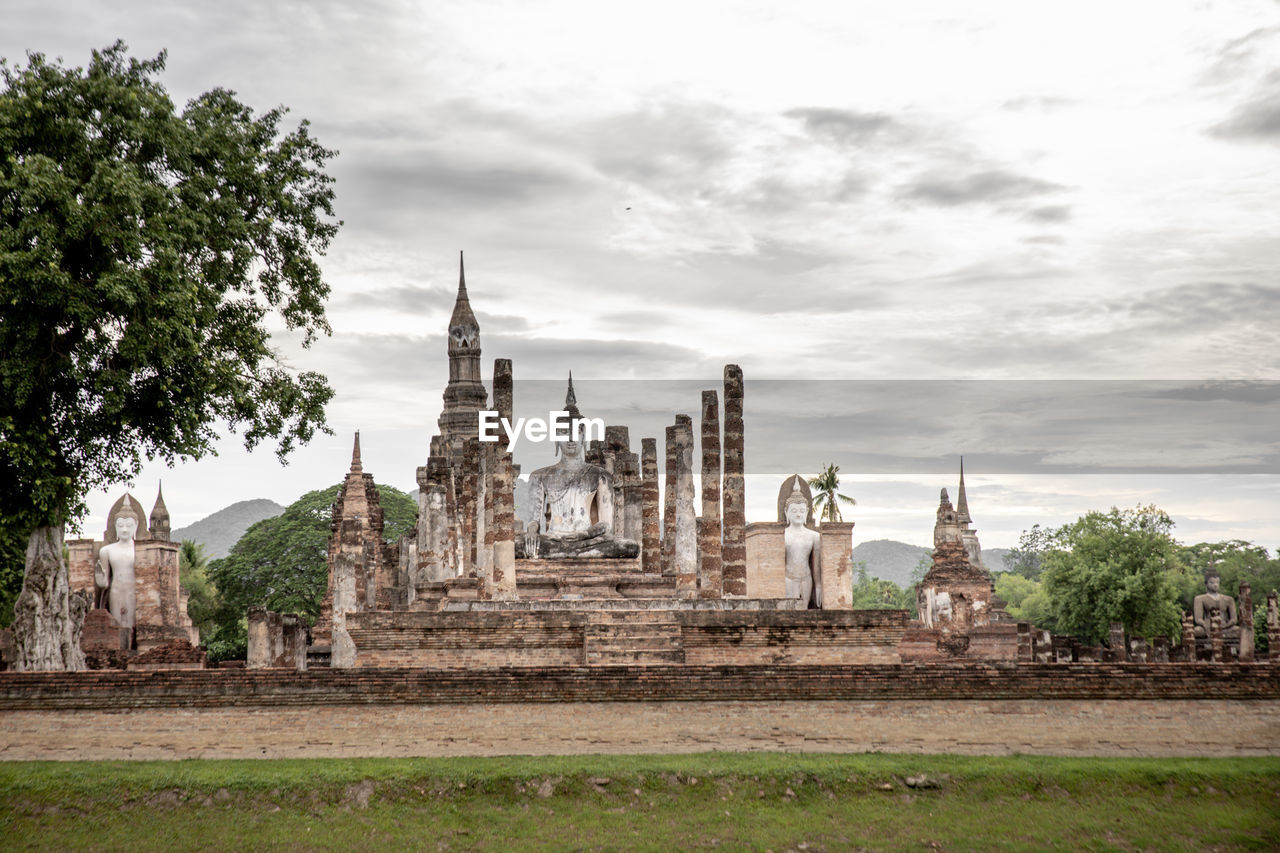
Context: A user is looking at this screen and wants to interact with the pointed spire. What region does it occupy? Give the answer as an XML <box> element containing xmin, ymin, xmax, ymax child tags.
<box><xmin>350</xmin><ymin>430</ymin><xmax>363</xmax><ymax>474</ymax></box>
<box><xmin>563</xmin><ymin>370</ymin><xmax>582</xmax><ymax>422</ymax></box>
<box><xmin>151</xmin><ymin>480</ymin><xmax>169</xmax><ymax>518</ymax></box>
<box><xmin>447</xmin><ymin>251</ymin><xmax>479</xmax><ymax>349</ymax></box>
<box><xmin>148</xmin><ymin>481</ymin><xmax>170</xmax><ymax>540</ymax></box>
<box><xmin>956</xmin><ymin>456</ymin><xmax>971</xmax><ymax>524</ymax></box>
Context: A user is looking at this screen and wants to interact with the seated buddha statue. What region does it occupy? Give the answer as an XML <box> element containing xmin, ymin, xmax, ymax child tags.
<box><xmin>1193</xmin><ymin>569</ymin><xmax>1240</xmax><ymax>640</ymax></box>
<box><xmin>522</xmin><ymin>378</ymin><xmax>639</xmax><ymax>559</ymax></box>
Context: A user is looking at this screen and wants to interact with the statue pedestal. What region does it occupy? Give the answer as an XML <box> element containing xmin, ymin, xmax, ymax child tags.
<box><xmin>744</xmin><ymin>523</ymin><xmax>785</xmax><ymax>599</ymax></box>
<box><xmin>819</xmin><ymin>522</ymin><xmax>855</xmax><ymax>610</ymax></box>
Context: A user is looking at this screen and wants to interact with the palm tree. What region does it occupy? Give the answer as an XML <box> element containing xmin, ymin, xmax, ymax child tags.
<box><xmin>808</xmin><ymin>463</ymin><xmax>856</xmax><ymax>523</ymax></box>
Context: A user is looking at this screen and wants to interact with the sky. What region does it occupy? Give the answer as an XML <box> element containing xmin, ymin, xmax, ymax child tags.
<box><xmin>5</xmin><ymin>0</ymin><xmax>1280</xmax><ymax>550</ymax></box>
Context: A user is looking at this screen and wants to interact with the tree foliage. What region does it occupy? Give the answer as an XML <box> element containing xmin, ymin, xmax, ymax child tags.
<box><xmin>849</xmin><ymin>561</ymin><xmax>916</xmax><ymax>616</ymax></box>
<box><xmin>807</xmin><ymin>464</ymin><xmax>856</xmax><ymax>523</ymax></box>
<box><xmin>1040</xmin><ymin>505</ymin><xmax>1186</xmax><ymax>644</ymax></box>
<box><xmin>1002</xmin><ymin>524</ymin><xmax>1051</xmax><ymax>580</ymax></box>
<box><xmin>993</xmin><ymin>572</ymin><xmax>1055</xmax><ymax>632</ymax></box>
<box><xmin>205</xmin><ymin>484</ymin><xmax>416</xmax><ymax>660</ymax></box>
<box><xmin>0</xmin><ymin>41</ymin><xmax>339</xmax><ymax>548</ymax></box>
<box><xmin>178</xmin><ymin>539</ymin><xmax>220</xmax><ymax>643</ymax></box>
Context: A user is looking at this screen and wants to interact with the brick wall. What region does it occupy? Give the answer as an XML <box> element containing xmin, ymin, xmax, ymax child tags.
<box><xmin>343</xmin><ymin>609</ymin><xmax>910</xmax><ymax>668</ymax></box>
<box><xmin>1</xmin><ymin>664</ymin><xmax>1277</xmax><ymax>759</ymax></box>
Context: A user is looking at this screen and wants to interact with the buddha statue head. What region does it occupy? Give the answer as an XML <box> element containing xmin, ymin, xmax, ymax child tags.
<box><xmin>1205</xmin><ymin>568</ymin><xmax>1222</xmax><ymax>596</ymax></box>
<box><xmin>114</xmin><ymin>503</ymin><xmax>139</xmax><ymax>544</ymax></box>
<box><xmin>784</xmin><ymin>481</ymin><xmax>809</xmax><ymax>526</ymax></box>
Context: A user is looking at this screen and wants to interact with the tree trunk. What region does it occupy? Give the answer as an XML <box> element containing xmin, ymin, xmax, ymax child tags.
<box><xmin>12</xmin><ymin>524</ymin><xmax>87</xmax><ymax>671</ymax></box>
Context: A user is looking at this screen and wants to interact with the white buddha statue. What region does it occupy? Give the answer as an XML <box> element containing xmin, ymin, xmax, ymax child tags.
<box><xmin>783</xmin><ymin>481</ymin><xmax>822</xmax><ymax>608</ymax></box>
<box><xmin>523</xmin><ymin>376</ymin><xmax>638</xmax><ymax>559</ymax></box>
<box><xmin>96</xmin><ymin>503</ymin><xmax>139</xmax><ymax>649</ymax></box>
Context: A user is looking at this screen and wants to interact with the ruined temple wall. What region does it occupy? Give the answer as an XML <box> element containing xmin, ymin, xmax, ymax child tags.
<box><xmin>4</xmin><ymin>665</ymin><xmax>1279</xmax><ymax>759</ymax></box>
<box><xmin>745</xmin><ymin>522</ymin><xmax>786</xmax><ymax>599</ymax></box>
<box><xmin>341</xmin><ymin>609</ymin><xmax>908</xmax><ymax>669</ymax></box>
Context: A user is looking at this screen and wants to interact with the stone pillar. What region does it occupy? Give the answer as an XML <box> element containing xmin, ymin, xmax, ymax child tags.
<box><xmin>1239</xmin><ymin>581</ymin><xmax>1255</xmax><ymax>662</ymax></box>
<box><xmin>487</xmin><ymin>358</ymin><xmax>517</xmax><ymax>601</ymax></box>
<box><xmin>641</xmin><ymin>438</ymin><xmax>661</xmax><ymax>574</ymax></box>
<box><xmin>478</xmin><ymin>444</ymin><xmax>493</xmax><ymax>581</ymax></box>
<box><xmin>721</xmin><ymin>364</ymin><xmax>747</xmax><ymax>596</ymax></box>
<box><xmin>246</xmin><ymin>606</ymin><xmax>271</xmax><ymax>669</ymax></box>
<box><xmin>673</xmin><ymin>415</ymin><xmax>697</xmax><ymax>598</ymax></box>
<box><xmin>1016</xmin><ymin>623</ymin><xmax>1033</xmax><ymax>662</ymax></box>
<box><xmin>1109</xmin><ymin>622</ymin><xmax>1127</xmax><ymax>662</ymax></box>
<box><xmin>281</xmin><ymin>613</ymin><xmax>307</xmax><ymax>671</ymax></box>
<box><xmin>698</xmin><ymin>390</ymin><xmax>722</xmax><ymax>598</ymax></box>
<box><xmin>1210</xmin><ymin>613</ymin><xmax>1223</xmax><ymax>663</ymax></box>
<box><xmin>662</xmin><ymin>425</ymin><xmax>677</xmax><ymax>577</ymax></box>
<box><xmin>818</xmin><ymin>522</ymin><xmax>855</xmax><ymax>609</ymax></box>
<box><xmin>494</xmin><ymin>358</ymin><xmax>513</xmax><ymax>426</ymax></box>
<box><xmin>1269</xmin><ymin>590</ymin><xmax>1279</xmax><ymax>663</ymax></box>
<box><xmin>268</xmin><ymin>610</ymin><xmax>284</xmax><ymax>666</ymax></box>
<box><xmin>744</xmin><ymin>522</ymin><xmax>786</xmax><ymax>598</ymax></box>
<box><xmin>489</xmin><ymin>450</ymin><xmax>518</xmax><ymax>601</ymax></box>
<box><xmin>1181</xmin><ymin>613</ymin><xmax>1196</xmax><ymax>662</ymax></box>
<box><xmin>419</xmin><ymin>457</ymin><xmax>452</xmax><ymax>583</ymax></box>
<box><xmin>461</xmin><ymin>438</ymin><xmax>479</xmax><ymax>575</ymax></box>
<box><xmin>330</xmin><ymin>551</ymin><xmax>357</xmax><ymax>669</ymax></box>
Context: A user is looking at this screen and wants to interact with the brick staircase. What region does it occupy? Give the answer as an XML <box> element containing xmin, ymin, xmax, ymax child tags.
<box><xmin>583</xmin><ymin>610</ymin><xmax>685</xmax><ymax>665</ymax></box>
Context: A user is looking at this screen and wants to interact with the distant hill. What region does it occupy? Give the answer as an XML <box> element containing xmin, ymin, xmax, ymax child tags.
<box><xmin>171</xmin><ymin>499</ymin><xmax>285</xmax><ymax>559</ymax></box>
<box><xmin>851</xmin><ymin>539</ymin><xmax>1013</xmax><ymax>587</ymax></box>
<box><xmin>851</xmin><ymin>539</ymin><xmax>931</xmax><ymax>587</ymax></box>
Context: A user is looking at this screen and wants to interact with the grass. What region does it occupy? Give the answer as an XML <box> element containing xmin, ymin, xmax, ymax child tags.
<box><xmin>2</xmin><ymin>754</ymin><xmax>1278</xmax><ymax>851</ymax></box>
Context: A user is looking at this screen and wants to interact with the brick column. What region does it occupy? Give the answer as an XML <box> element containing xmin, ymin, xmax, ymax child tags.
<box><xmin>246</xmin><ymin>607</ymin><xmax>270</xmax><ymax>669</ymax></box>
<box><xmin>699</xmin><ymin>390</ymin><xmax>722</xmax><ymax>598</ymax></box>
<box><xmin>1181</xmin><ymin>613</ymin><xmax>1196</xmax><ymax>662</ymax></box>
<box><xmin>490</xmin><ymin>450</ymin><xmax>517</xmax><ymax>600</ymax></box>
<box><xmin>744</xmin><ymin>521</ymin><xmax>785</xmax><ymax>598</ymax></box>
<box><xmin>1239</xmin><ymin>582</ymin><xmax>1254</xmax><ymax>662</ymax></box>
<box><xmin>330</xmin><ymin>552</ymin><xmax>357</xmax><ymax>669</ymax></box>
<box><xmin>1269</xmin><ymin>590</ymin><xmax>1279</xmax><ymax>663</ymax></box>
<box><xmin>722</xmin><ymin>364</ymin><xmax>746</xmax><ymax>596</ymax></box>
<box><xmin>1210</xmin><ymin>613</ymin><xmax>1223</xmax><ymax>663</ymax></box>
<box><xmin>461</xmin><ymin>438</ymin><xmax>479</xmax><ymax>576</ymax></box>
<box><xmin>641</xmin><ymin>438</ymin><xmax>660</xmax><ymax>573</ymax></box>
<box><xmin>1109</xmin><ymin>622</ymin><xmax>1127</xmax><ymax>662</ymax></box>
<box><xmin>662</xmin><ymin>425</ymin><xmax>677</xmax><ymax>577</ymax></box>
<box><xmin>674</xmin><ymin>415</ymin><xmax>697</xmax><ymax>598</ymax></box>
<box><xmin>818</xmin><ymin>521</ymin><xmax>855</xmax><ymax>609</ymax></box>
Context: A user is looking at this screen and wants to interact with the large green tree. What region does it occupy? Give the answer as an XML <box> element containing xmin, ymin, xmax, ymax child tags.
<box><xmin>0</xmin><ymin>43</ymin><xmax>338</xmax><ymax>666</ymax></box>
<box><xmin>205</xmin><ymin>484</ymin><xmax>416</xmax><ymax>661</ymax></box>
<box><xmin>1040</xmin><ymin>505</ymin><xmax>1187</xmax><ymax>645</ymax></box>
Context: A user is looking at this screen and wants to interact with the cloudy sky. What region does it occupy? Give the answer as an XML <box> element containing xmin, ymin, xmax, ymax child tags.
<box><xmin>5</xmin><ymin>1</ymin><xmax>1279</xmax><ymax>549</ymax></box>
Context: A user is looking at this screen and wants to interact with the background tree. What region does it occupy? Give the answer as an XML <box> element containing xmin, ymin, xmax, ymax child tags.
<box><xmin>849</xmin><ymin>561</ymin><xmax>916</xmax><ymax>615</ymax></box>
<box><xmin>993</xmin><ymin>572</ymin><xmax>1055</xmax><ymax>632</ymax></box>
<box><xmin>807</xmin><ymin>464</ymin><xmax>856</xmax><ymax>523</ymax></box>
<box><xmin>177</xmin><ymin>540</ymin><xmax>220</xmax><ymax>644</ymax></box>
<box><xmin>1003</xmin><ymin>524</ymin><xmax>1051</xmax><ymax>580</ymax></box>
<box><xmin>0</xmin><ymin>43</ymin><xmax>339</xmax><ymax>667</ymax></box>
<box><xmin>1040</xmin><ymin>505</ymin><xmax>1186</xmax><ymax>645</ymax></box>
<box><xmin>205</xmin><ymin>484</ymin><xmax>416</xmax><ymax>661</ymax></box>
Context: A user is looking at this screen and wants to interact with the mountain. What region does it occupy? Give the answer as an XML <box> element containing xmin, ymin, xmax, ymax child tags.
<box><xmin>171</xmin><ymin>498</ymin><xmax>285</xmax><ymax>559</ymax></box>
<box><xmin>851</xmin><ymin>539</ymin><xmax>1014</xmax><ymax>588</ymax></box>
<box><xmin>850</xmin><ymin>539</ymin><xmax>931</xmax><ymax>587</ymax></box>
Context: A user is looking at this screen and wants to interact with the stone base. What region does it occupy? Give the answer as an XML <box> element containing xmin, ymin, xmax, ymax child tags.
<box><xmin>344</xmin><ymin>607</ymin><xmax>907</xmax><ymax>668</ymax></box>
